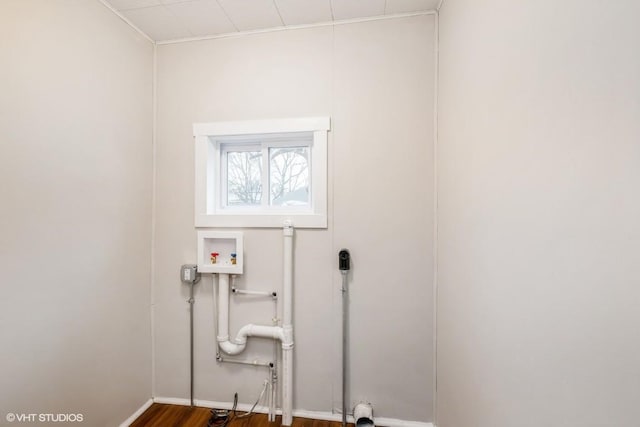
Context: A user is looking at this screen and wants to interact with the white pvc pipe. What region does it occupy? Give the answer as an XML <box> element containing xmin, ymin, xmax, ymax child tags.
<box><xmin>283</xmin><ymin>222</ymin><xmax>293</xmax><ymax>326</ymax></box>
<box><xmin>282</xmin><ymin>222</ymin><xmax>294</xmax><ymax>426</ymax></box>
<box><xmin>218</xmin><ymin>321</ymin><xmax>285</xmax><ymax>356</ymax></box>
<box><xmin>214</xmin><ymin>222</ymin><xmax>295</xmax><ymax>426</ymax></box>
<box><xmin>218</xmin><ymin>274</ymin><xmax>284</xmax><ymax>355</ymax></box>
<box><xmin>282</xmin><ymin>346</ymin><xmax>293</xmax><ymax>425</ymax></box>
<box><xmin>270</xmin><ymin>299</ymin><xmax>278</xmax><ymax>423</ymax></box>
<box><xmin>217</xmin><ymin>273</ymin><xmax>231</xmax><ymax>343</ymax></box>
<box><xmin>354</xmin><ymin>403</ymin><xmax>375</xmax><ymax>427</ymax></box>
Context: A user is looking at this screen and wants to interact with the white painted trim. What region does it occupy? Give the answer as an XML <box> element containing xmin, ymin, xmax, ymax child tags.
<box><xmin>194</xmin><ymin>134</ymin><xmax>209</xmax><ymax>226</ymax></box>
<box><xmin>157</xmin><ymin>11</ymin><xmax>437</xmax><ymax>45</ymax></box>
<box><xmin>153</xmin><ymin>397</ymin><xmax>191</xmax><ymax>406</ymax></box>
<box><xmin>193</xmin><ymin>117</ymin><xmax>330</xmax><ymax>137</ymax></box>
<box><xmin>119</xmin><ymin>398</ymin><xmax>153</xmax><ymax>427</ymax></box>
<box><xmin>375</xmin><ymin>419</ymin><xmax>435</xmax><ymax>427</ymax></box>
<box><xmin>196</xmin><ymin>213</ymin><xmax>327</xmax><ymax>229</ymax></box>
<box><xmin>150</xmin><ymin>40</ymin><xmax>158</xmax><ymax>401</ymax></box>
<box><xmin>96</xmin><ymin>0</ymin><xmax>155</xmax><ymax>44</ymax></box>
<box><xmin>312</xmin><ymin>129</ymin><xmax>328</xmax><ymax>228</ymax></box>
<box><xmin>152</xmin><ymin>398</ymin><xmax>434</xmax><ymax>427</ymax></box>
<box><xmin>437</xmin><ymin>0</ymin><xmax>447</xmax><ymax>12</ymax></box>
<box><xmin>432</xmin><ymin>10</ymin><xmax>440</xmax><ymax>425</ymax></box>
<box><xmin>194</xmin><ymin>117</ymin><xmax>330</xmax><ymax>229</ymax></box>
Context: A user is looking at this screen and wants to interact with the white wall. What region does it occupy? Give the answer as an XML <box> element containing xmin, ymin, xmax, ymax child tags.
<box><xmin>154</xmin><ymin>15</ymin><xmax>435</xmax><ymax>422</ymax></box>
<box><xmin>0</xmin><ymin>1</ymin><xmax>153</xmax><ymax>425</ymax></box>
<box><xmin>437</xmin><ymin>0</ymin><xmax>640</xmax><ymax>426</ymax></box>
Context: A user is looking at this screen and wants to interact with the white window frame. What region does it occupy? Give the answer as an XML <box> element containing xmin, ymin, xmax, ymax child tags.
<box><xmin>194</xmin><ymin>117</ymin><xmax>330</xmax><ymax>228</ymax></box>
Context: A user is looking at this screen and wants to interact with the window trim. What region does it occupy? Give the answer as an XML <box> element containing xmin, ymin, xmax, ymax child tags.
<box><xmin>194</xmin><ymin>117</ymin><xmax>330</xmax><ymax>228</ymax></box>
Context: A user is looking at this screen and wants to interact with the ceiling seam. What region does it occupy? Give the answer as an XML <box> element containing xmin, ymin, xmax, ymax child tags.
<box><xmin>215</xmin><ymin>0</ymin><xmax>239</xmax><ymax>32</ymax></box>
<box><xmin>97</xmin><ymin>0</ymin><xmax>155</xmax><ymax>43</ymax></box>
<box><xmin>272</xmin><ymin>0</ymin><xmax>286</xmax><ymax>27</ymax></box>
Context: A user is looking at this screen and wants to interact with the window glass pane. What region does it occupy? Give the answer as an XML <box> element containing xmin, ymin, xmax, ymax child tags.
<box><xmin>226</xmin><ymin>151</ymin><xmax>262</xmax><ymax>206</ymax></box>
<box><xmin>270</xmin><ymin>146</ymin><xmax>310</xmax><ymax>206</ymax></box>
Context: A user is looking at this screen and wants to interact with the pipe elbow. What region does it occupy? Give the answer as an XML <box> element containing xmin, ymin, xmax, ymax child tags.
<box><xmin>241</xmin><ymin>324</ymin><xmax>285</xmax><ymax>342</ymax></box>
<box><xmin>237</xmin><ymin>324</ymin><xmax>253</xmax><ymax>343</ymax></box>
<box><xmin>219</xmin><ymin>324</ymin><xmax>284</xmax><ymax>356</ymax></box>
<box><xmin>218</xmin><ymin>339</ymin><xmax>246</xmax><ymax>356</ymax></box>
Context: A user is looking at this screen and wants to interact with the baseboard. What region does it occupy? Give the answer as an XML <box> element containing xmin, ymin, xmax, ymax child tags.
<box><xmin>119</xmin><ymin>398</ymin><xmax>153</xmax><ymax>427</ymax></box>
<box><xmin>294</xmin><ymin>409</ymin><xmax>434</xmax><ymax>427</ymax></box>
<box><xmin>374</xmin><ymin>418</ymin><xmax>435</xmax><ymax>427</ymax></box>
<box><xmin>152</xmin><ymin>397</ymin><xmax>434</xmax><ymax>427</ymax></box>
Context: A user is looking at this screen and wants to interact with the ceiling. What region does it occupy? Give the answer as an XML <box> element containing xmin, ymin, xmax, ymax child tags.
<box><xmin>104</xmin><ymin>0</ymin><xmax>439</xmax><ymax>42</ymax></box>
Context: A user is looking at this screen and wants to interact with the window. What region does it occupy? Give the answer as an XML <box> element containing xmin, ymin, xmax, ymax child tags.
<box><xmin>221</xmin><ymin>138</ymin><xmax>310</xmax><ymax>209</ymax></box>
<box><xmin>194</xmin><ymin>117</ymin><xmax>330</xmax><ymax>228</ymax></box>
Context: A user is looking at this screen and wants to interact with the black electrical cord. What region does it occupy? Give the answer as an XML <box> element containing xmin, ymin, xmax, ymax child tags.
<box><xmin>207</xmin><ymin>393</ymin><xmax>238</xmax><ymax>427</ymax></box>
<box><xmin>205</xmin><ymin>410</ymin><xmax>227</xmax><ymax>427</ymax></box>
<box><xmin>205</xmin><ymin>379</ymin><xmax>267</xmax><ymax>426</ymax></box>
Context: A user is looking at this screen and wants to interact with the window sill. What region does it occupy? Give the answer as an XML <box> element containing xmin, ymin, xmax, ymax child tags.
<box><xmin>195</xmin><ymin>212</ymin><xmax>326</xmax><ymax>229</ymax></box>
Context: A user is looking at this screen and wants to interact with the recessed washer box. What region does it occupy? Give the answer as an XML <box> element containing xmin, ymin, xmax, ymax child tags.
<box><xmin>197</xmin><ymin>231</ymin><xmax>243</xmax><ymax>274</ymax></box>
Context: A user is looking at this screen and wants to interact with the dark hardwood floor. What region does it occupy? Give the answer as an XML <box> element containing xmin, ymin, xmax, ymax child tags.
<box><xmin>130</xmin><ymin>404</ymin><xmax>348</xmax><ymax>427</ymax></box>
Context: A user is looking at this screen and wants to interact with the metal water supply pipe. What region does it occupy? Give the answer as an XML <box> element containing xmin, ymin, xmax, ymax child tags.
<box><xmin>180</xmin><ymin>264</ymin><xmax>200</xmax><ymax>408</ymax></box>
<box><xmin>339</xmin><ymin>249</ymin><xmax>351</xmax><ymax>427</ymax></box>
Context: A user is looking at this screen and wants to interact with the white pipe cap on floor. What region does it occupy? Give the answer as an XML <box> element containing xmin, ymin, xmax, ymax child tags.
<box><xmin>354</xmin><ymin>403</ymin><xmax>374</xmax><ymax>427</ymax></box>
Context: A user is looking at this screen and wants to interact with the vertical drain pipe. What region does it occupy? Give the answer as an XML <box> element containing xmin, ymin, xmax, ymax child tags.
<box><xmin>282</xmin><ymin>221</ymin><xmax>294</xmax><ymax>426</ymax></box>
<box><xmin>339</xmin><ymin>250</ymin><xmax>351</xmax><ymax>427</ymax></box>
<box><xmin>270</xmin><ymin>295</ymin><xmax>278</xmax><ymax>423</ymax></box>
<box><xmin>216</xmin><ymin>274</ymin><xmax>230</xmax><ymax>347</ymax></box>
<box><xmin>210</xmin><ymin>228</ymin><xmax>294</xmax><ymax>424</ymax></box>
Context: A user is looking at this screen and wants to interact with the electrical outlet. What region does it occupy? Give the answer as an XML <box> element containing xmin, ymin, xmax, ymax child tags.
<box><xmin>180</xmin><ymin>264</ymin><xmax>200</xmax><ymax>284</ymax></box>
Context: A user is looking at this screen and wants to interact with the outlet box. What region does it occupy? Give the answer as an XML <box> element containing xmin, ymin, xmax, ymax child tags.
<box><xmin>180</xmin><ymin>264</ymin><xmax>200</xmax><ymax>284</ymax></box>
<box><xmin>197</xmin><ymin>231</ymin><xmax>243</xmax><ymax>274</ymax></box>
